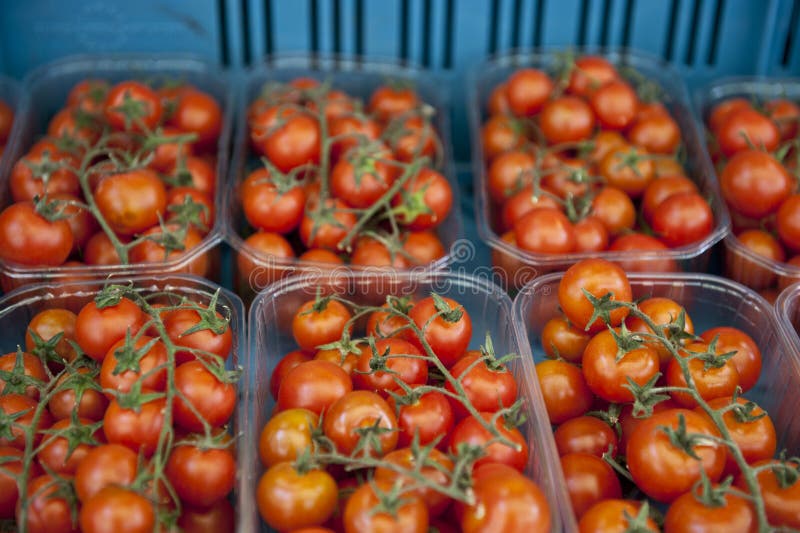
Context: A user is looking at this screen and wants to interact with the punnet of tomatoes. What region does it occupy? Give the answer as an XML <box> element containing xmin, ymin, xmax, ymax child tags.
<box><xmin>698</xmin><ymin>79</ymin><xmax>800</xmax><ymax>302</ymax></box>
<box><xmin>246</xmin><ymin>272</ymin><xmax>564</xmax><ymax>533</ymax></box>
<box><xmin>0</xmin><ymin>56</ymin><xmax>231</xmax><ymax>292</ymax></box>
<box><xmin>227</xmin><ymin>57</ymin><xmax>461</xmax><ymax>298</ymax></box>
<box><xmin>0</xmin><ymin>275</ymin><xmax>244</xmax><ymax>533</ymax></box>
<box><xmin>469</xmin><ymin>50</ymin><xmax>728</xmax><ymax>290</ymax></box>
<box><xmin>514</xmin><ymin>257</ymin><xmax>800</xmax><ymax>532</ymax></box>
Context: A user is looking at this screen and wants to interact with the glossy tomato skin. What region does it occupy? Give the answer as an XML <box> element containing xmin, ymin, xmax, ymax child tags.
<box><xmin>554</xmin><ymin>415</ymin><xmax>618</xmax><ymax>458</ymax></box>
<box><xmin>270</xmin><ymin>350</ymin><xmax>312</xmax><ymax>399</ymax></box>
<box><xmin>79</xmin><ymin>486</ymin><xmax>155</xmax><ymax>533</ymax></box>
<box><xmin>541</xmin><ymin>316</ymin><xmax>591</xmax><ymax>363</ymax></box>
<box><xmin>259</xmin><ymin>407</ymin><xmax>317</xmax><ymax>467</ymax></box>
<box><xmin>591</xmin><ymin>186</ymin><xmax>637</xmax><ymax>236</ymax></box>
<box><xmin>666</xmin><ymin>342</ymin><xmax>740</xmax><ymax>408</ymax></box>
<box><xmin>625</xmin><ymin>296</ymin><xmax>694</xmax><ymax>365</ymax></box>
<box><xmin>540</xmin><ymin>95</ymin><xmax>596</xmax><ymax>144</ymax></box>
<box><xmin>74</xmin><ymin>297</ymin><xmax>146</xmax><ymax>361</ymax></box>
<box><xmin>165</xmin><ymin>444</ymin><xmax>236</xmax><ymax>508</ymax></box>
<box><xmin>390</xmin><ymin>389</ymin><xmax>454</xmax><ymax>449</ymax></box>
<box><xmin>717</xmin><ymin>107</ymin><xmax>779</xmax><ymax>157</ymax></box>
<box><xmin>0</xmin><ymin>446</ymin><xmax>23</xmax><ymax>519</ymax></box>
<box><xmin>513</xmin><ymin>208</ymin><xmax>576</xmax><ymax>254</ymax></box>
<box><xmin>353</xmin><ymin>338</ymin><xmax>427</xmax><ymax>394</ymax></box>
<box><xmin>738</xmin><ymin>459</ymin><xmax>800</xmax><ymax>529</ymax></box>
<box><xmin>173</xmin><ymin>360</ymin><xmax>236</xmax><ymax>432</ymax></box>
<box><xmin>104</xmin><ymin>80</ymin><xmax>162</xmax><ymax>131</ymax></box>
<box><xmin>699</xmin><ymin>326</ymin><xmax>762</xmax><ymax>392</ymax></box>
<box><xmin>323</xmin><ymin>390</ymin><xmax>399</xmax><ymax>456</ymax></box>
<box><xmin>561</xmin><ymin>452</ymin><xmax>622</xmax><ymax>518</ymax></box>
<box><xmin>460</xmin><ymin>463</ymin><xmax>551</xmax><ymax>533</ymax></box>
<box><xmin>241</xmin><ymin>167</ymin><xmax>306</xmax><ymax>234</ymax></box>
<box><xmin>487</xmin><ymin>149</ymin><xmax>536</xmax><ymax>204</ymax></box>
<box><xmin>16</xmin><ymin>474</ymin><xmax>78</xmax><ymax>533</ymax></box>
<box><xmin>251</xmin><ymin>105</ymin><xmax>320</xmax><ymax>172</ymax></box>
<box><xmin>99</xmin><ymin>336</ymin><xmax>167</xmax><ymax>395</ymax></box>
<box><xmin>343</xmin><ymin>480</ymin><xmax>429</xmax><ymax>533</ymax></box>
<box><xmin>95</xmin><ymin>169</ymin><xmax>167</xmax><ymax>236</ymax></box>
<box><xmin>663</xmin><ymin>487</ymin><xmax>757</xmax><ymax>533</ymax></box>
<box><xmin>74</xmin><ymin>444</ymin><xmax>138</xmax><ymax>502</ymax></box>
<box><xmin>374</xmin><ymin>447</ymin><xmax>454</xmax><ymax>518</ymax></box>
<box><xmin>169</xmin><ymin>88</ymin><xmax>223</xmax><ymax>148</ymax></box>
<box><xmin>102</xmin><ymin>396</ymin><xmax>166</xmax><ymax>457</ymax></box>
<box><xmin>536</xmin><ymin>359</ymin><xmax>593</xmax><ymax>424</ymax></box>
<box><xmin>178</xmin><ymin>499</ymin><xmax>235</xmax><ymax>533</ymax></box>
<box><xmin>582</xmin><ymin>328</ymin><xmax>660</xmax><ymax>402</ymax></box>
<box><xmin>627</xmin><ymin>408</ymin><xmax>726</xmax><ymax>502</ymax></box>
<box><xmin>505</xmin><ymin>68</ymin><xmax>553</xmax><ymax>116</ymax></box>
<box><xmin>48</xmin><ymin>367</ymin><xmax>109</xmax><ymax>422</ymax></box>
<box><xmin>720</xmin><ymin>150</ymin><xmax>792</xmax><ymax>219</ymax></box>
<box><xmin>445</xmin><ymin>352</ymin><xmax>518</xmax><ymax>419</ymax></box>
<box><xmin>163</xmin><ymin>305</ymin><xmax>233</xmax><ymax>364</ymax></box>
<box><xmin>277</xmin><ymin>360</ymin><xmax>353</xmax><ymax>415</ymax></box>
<box><xmin>24</xmin><ymin>308</ymin><xmax>78</xmax><ymax>364</ymax></box>
<box><xmin>0</xmin><ymin>393</ymin><xmax>51</xmax><ymax>449</ymax></box>
<box><xmin>568</xmin><ymin>56</ymin><xmax>619</xmax><ymax>96</ymax></box>
<box><xmin>0</xmin><ymin>351</ymin><xmax>47</xmax><ymax>399</ymax></box>
<box><xmin>642</xmin><ymin>175</ymin><xmax>698</xmax><ymax>223</ymax></box>
<box><xmin>578</xmin><ymin>499</ymin><xmax>659</xmax><ymax>533</ymax></box>
<box><xmin>609</xmin><ymin>232</ymin><xmax>678</xmax><ymax>273</ymax></box>
<box><xmin>37</xmin><ymin>417</ymin><xmax>102</xmax><ymax>475</ymax></box>
<box><xmin>331</xmin><ymin>153</ymin><xmax>397</xmax><ymax>209</ymax></box>
<box><xmin>558</xmin><ymin>259</ymin><xmax>632</xmax><ymax>333</ymax></box>
<box><xmin>257</xmin><ymin>462</ymin><xmax>338</xmax><ymax>531</ymax></box>
<box><xmin>9</xmin><ymin>146</ymin><xmax>80</xmax><ymax>203</ymax></box>
<box><xmin>395</xmin><ymin>168</ymin><xmax>453</xmax><ymax>231</ymax></box>
<box><xmin>292</xmin><ymin>299</ymin><xmax>352</xmax><ymax>352</ymax></box>
<box><xmin>449</xmin><ymin>412</ymin><xmax>528</xmax><ymax>472</ymax></box>
<box><xmin>407</xmin><ymin>296</ymin><xmax>472</xmax><ymax>367</ymax></box>
<box><xmin>651</xmin><ymin>191</ymin><xmax>714</xmax><ymax>247</ymax></box>
<box><xmin>0</xmin><ymin>201</ymin><xmax>74</xmax><ymax>266</ymax></box>
<box><xmin>481</xmin><ymin>114</ymin><xmax>526</xmax><ymax>160</ymax></box>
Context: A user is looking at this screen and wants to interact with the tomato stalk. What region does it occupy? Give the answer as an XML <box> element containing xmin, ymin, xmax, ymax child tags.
<box><xmin>585</xmin><ymin>294</ymin><xmax>775</xmax><ymax>532</ymax></box>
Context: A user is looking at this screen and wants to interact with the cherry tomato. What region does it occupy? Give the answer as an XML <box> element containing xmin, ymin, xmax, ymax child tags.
<box><xmin>628</xmin><ymin>113</ymin><xmax>681</xmax><ymax>154</ymax></box>
<box><xmin>461</xmin><ymin>463</ymin><xmax>551</xmax><ymax>533</ymax></box>
<box><xmin>554</xmin><ymin>415</ymin><xmax>618</xmax><ymax>458</ymax></box>
<box><xmin>104</xmin><ymin>81</ymin><xmax>163</xmax><ymax>132</ymax></box>
<box><xmin>626</xmin><ymin>408</ymin><xmax>725</xmax><ymax>502</ymax></box>
<box><xmin>299</xmin><ymin>198</ymin><xmax>358</xmax><ymax>251</ymax></box>
<box><xmin>561</xmin><ymin>452</ymin><xmax>622</xmax><ymax>518</ymax></box>
<box><xmin>277</xmin><ymin>360</ymin><xmax>353</xmax><ymax>415</ymax></box>
<box><xmin>0</xmin><ymin>351</ymin><xmax>46</xmax><ymax>399</ymax></box>
<box><xmin>292</xmin><ymin>298</ymin><xmax>352</xmax><ymax>352</ymax></box>
<box><xmin>48</xmin><ymin>367</ymin><xmax>109</xmax><ymax>422</ymax></box>
<box><xmin>79</xmin><ymin>486</ymin><xmax>154</xmax><ymax>533</ymax></box>
<box><xmin>582</xmin><ymin>328</ymin><xmax>660</xmax><ymax>402</ymax></box>
<box><xmin>257</xmin><ymin>462</ymin><xmax>338</xmax><ymax>531</ymax></box>
<box><xmin>568</xmin><ymin>56</ymin><xmax>619</xmax><ymax>96</ymax></box>
<box><xmin>74</xmin><ymin>443</ymin><xmax>138</xmax><ymax>502</ymax></box>
<box><xmin>609</xmin><ymin>232</ymin><xmax>678</xmax><ymax>273</ymax></box>
<box><xmin>328</xmin><ymin>113</ymin><xmax>381</xmax><ymax>161</ymax></box>
<box><xmin>173</xmin><ymin>360</ymin><xmax>236</xmax><ymax>431</ymax></box>
<box><xmin>536</xmin><ymin>359</ymin><xmax>593</xmax><ymax>424</ymax></box>
<box><xmin>99</xmin><ymin>336</ymin><xmax>167</xmax><ymax>395</ymax></box>
<box><xmin>323</xmin><ymin>390</ymin><xmax>399</xmax><ymax>456</ymax></box>
<box><xmin>666</xmin><ymin>341</ymin><xmax>740</xmax><ymax>408</ymax></box>
<box><xmin>394</xmin><ymin>168</ymin><xmax>453</xmax><ymax>231</ymax></box>
<box><xmin>270</xmin><ymin>350</ymin><xmax>313</xmax><ymax>399</ymax></box>
<box><xmin>505</xmin><ymin>68</ymin><xmax>554</xmax><ymax>117</ymax></box>
<box><xmin>445</xmin><ymin>351</ymin><xmax>518</xmax><ymax>419</ymax></box>
<box><xmin>9</xmin><ymin>145</ymin><xmax>80</xmax><ymax>203</ymax></box>
<box><xmin>0</xmin><ymin>201</ymin><xmax>74</xmax><ymax>266</ymax></box>
<box><xmin>37</xmin><ymin>416</ymin><xmax>102</xmax><ymax>475</ymax></box>
<box><xmin>407</xmin><ymin>295</ymin><xmax>472</xmax><ymax>367</ymax></box>
<box><xmin>663</xmin><ymin>486</ymin><xmax>757</xmax><ymax>533</ymax></box>
<box><xmin>241</xmin><ymin>167</ymin><xmax>306</xmax><ymax>234</ymax></box>
<box><xmin>102</xmin><ymin>395</ymin><xmax>165</xmax><ymax>456</ymax></box>
<box><xmin>369</xmin><ymin>85</ymin><xmax>419</xmax><ymax>122</ymax></box>
<box><xmin>721</xmin><ymin>150</ymin><xmax>792</xmax><ymax>219</ymax></box>
<box><xmin>177</xmin><ymin>499</ymin><xmax>235</xmax><ymax>533</ymax></box>
<box><xmin>374</xmin><ymin>447</ymin><xmax>454</xmax><ymax>518</ymax></box>
<box><xmin>717</xmin><ymin>107</ymin><xmax>779</xmax><ymax>157</ymax></box>
<box><xmin>251</xmin><ymin>105</ymin><xmax>320</xmax><ymax>172</ymax></box>
<box><xmin>558</xmin><ymin>258</ymin><xmax>632</xmax><ymax>332</ymax></box>
<box><xmin>590</xmin><ymin>80</ymin><xmax>638</xmax><ymax>130</ymax></box>
<box><xmin>738</xmin><ymin>459</ymin><xmax>800</xmax><ymax>529</ymax></box>
<box><xmin>331</xmin><ymin>151</ymin><xmax>397</xmax><ymax>209</ymax></box>
<box><xmin>0</xmin><ymin>446</ymin><xmax>24</xmax><ymax>518</ymax></box>
<box><xmin>75</xmin><ymin>297</ymin><xmax>145</xmax><ymax>361</ymax></box>
<box><xmin>162</xmin><ymin>304</ymin><xmax>233</xmax><ymax>363</ymax></box>
<box><xmin>168</xmin><ymin>88</ymin><xmax>222</xmax><ymax>148</ymax></box>
<box><xmin>574</xmin><ymin>216</ymin><xmax>610</xmax><ymax>253</ymax></box>
<box><xmin>487</xmin><ymin>149</ymin><xmax>536</xmax><ymax>203</ymax></box>
<box><xmin>624</xmin><ymin>296</ymin><xmax>694</xmax><ymax>365</ymax></box>
<box><xmin>389</xmin><ymin>388</ymin><xmax>454</xmax><ymax>449</ymax></box>
<box><xmin>402</xmin><ymin>231</ymin><xmax>446</xmax><ymax>265</ymax></box>
<box><xmin>652</xmin><ymin>191</ymin><xmax>714</xmax><ymax>247</ymax></box>
<box><xmin>259</xmin><ymin>407</ymin><xmax>317</xmax><ymax>467</ymax></box>
<box><xmin>353</xmin><ymin>338</ymin><xmax>427</xmax><ymax>393</ymax></box>
<box><xmin>765</xmin><ymin>98</ymin><xmax>800</xmax><ymax>140</ymax></box>
<box><xmin>0</xmin><ymin>393</ymin><xmax>51</xmax><ymax>449</ymax></box>
<box><xmin>590</xmin><ymin>186</ymin><xmax>636</xmax><ymax>236</ymax></box>
<box><xmin>17</xmin><ymin>474</ymin><xmax>78</xmax><ymax>533</ymax></box>
<box><xmin>599</xmin><ymin>147</ymin><xmax>654</xmax><ymax>198</ymax></box>
<box><xmin>642</xmin><ymin>175</ymin><xmax>698</xmax><ymax>224</ymax></box>
<box><xmin>513</xmin><ymin>208</ymin><xmax>576</xmax><ymax>254</ymax></box>
<box><xmin>344</xmin><ymin>479</ymin><xmax>429</xmax><ymax>533</ymax></box>
<box><xmin>481</xmin><ymin>114</ymin><xmax>527</xmax><ymax>160</ymax></box>
<box><xmin>449</xmin><ymin>412</ymin><xmax>528</xmax><ymax>472</ymax></box>
<box><xmin>699</xmin><ymin>326</ymin><xmax>762</xmax><ymax>392</ymax></box>
<box><xmin>165</xmin><ymin>444</ymin><xmax>236</xmax><ymax>508</ymax></box>
<box><xmin>540</xmin><ymin>96</ymin><xmax>595</xmax><ymax>144</ymax></box>
<box><xmin>578</xmin><ymin>499</ymin><xmax>658</xmax><ymax>533</ymax></box>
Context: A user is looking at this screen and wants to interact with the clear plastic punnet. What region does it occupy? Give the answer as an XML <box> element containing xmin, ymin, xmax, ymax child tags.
<box><xmin>469</xmin><ymin>48</ymin><xmax>730</xmax><ymax>290</ymax></box>
<box><xmin>0</xmin><ymin>55</ymin><xmax>233</xmax><ymax>291</ymax></box>
<box><xmin>514</xmin><ymin>271</ymin><xmax>800</xmax><ymax>530</ymax></box>
<box><xmin>224</xmin><ymin>54</ymin><xmax>463</xmax><ymax>301</ymax></box>
<box><xmin>245</xmin><ymin>270</ymin><xmax>565</xmax><ymax>532</ymax></box>
<box><xmin>0</xmin><ymin>75</ymin><xmax>20</xmax><ymax>173</ymax></box>
<box><xmin>0</xmin><ymin>274</ymin><xmax>246</xmax><ymax>531</ymax></box>
<box><xmin>695</xmin><ymin>77</ymin><xmax>800</xmax><ymax>295</ymax></box>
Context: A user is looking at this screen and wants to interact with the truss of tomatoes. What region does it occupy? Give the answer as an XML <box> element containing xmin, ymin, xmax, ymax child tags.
<box><xmin>0</xmin><ymin>97</ymin><xmax>12</xmax><ymax>156</ymax></box>
<box><xmin>0</xmin><ymin>283</ymin><xmax>238</xmax><ymax>532</ymax></box>
<box><xmin>257</xmin><ymin>292</ymin><xmax>552</xmax><ymax>533</ymax></box>
<box><xmin>236</xmin><ymin>77</ymin><xmax>455</xmax><ymax>279</ymax></box>
<box><xmin>705</xmin><ymin>93</ymin><xmax>800</xmax><ymax>294</ymax></box>
<box><xmin>480</xmin><ymin>55</ymin><xmax>715</xmax><ymax>261</ymax></box>
<box><xmin>533</xmin><ymin>258</ymin><xmax>795</xmax><ymax>531</ymax></box>
<box><xmin>0</xmin><ymin>78</ymin><xmax>223</xmax><ymax>274</ymax></box>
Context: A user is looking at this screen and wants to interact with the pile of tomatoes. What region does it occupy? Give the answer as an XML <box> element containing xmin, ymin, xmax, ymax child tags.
<box><xmin>236</xmin><ymin>77</ymin><xmax>454</xmax><ymax>287</ymax></box>
<box><xmin>0</xmin><ymin>97</ymin><xmax>12</xmax><ymax>156</ymax></box>
<box><xmin>535</xmin><ymin>258</ymin><xmax>797</xmax><ymax>531</ymax></box>
<box><xmin>705</xmin><ymin>95</ymin><xmax>800</xmax><ymax>295</ymax></box>
<box><xmin>0</xmin><ymin>283</ymin><xmax>238</xmax><ymax>533</ymax></box>
<box><xmin>0</xmin><ymin>77</ymin><xmax>222</xmax><ymax>275</ymax></box>
<box><xmin>257</xmin><ymin>291</ymin><xmax>551</xmax><ymax>532</ymax></box>
<box><xmin>481</xmin><ymin>55</ymin><xmax>714</xmax><ymax>264</ymax></box>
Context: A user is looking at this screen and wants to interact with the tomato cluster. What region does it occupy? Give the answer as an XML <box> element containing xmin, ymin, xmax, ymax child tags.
<box><xmin>482</xmin><ymin>55</ymin><xmax>714</xmax><ymax>268</ymax></box>
<box><xmin>0</xmin><ymin>283</ymin><xmax>238</xmax><ymax>533</ymax></box>
<box><xmin>257</xmin><ymin>292</ymin><xmax>551</xmax><ymax>532</ymax></box>
<box><xmin>236</xmin><ymin>77</ymin><xmax>454</xmax><ymax>287</ymax></box>
<box><xmin>0</xmin><ymin>78</ymin><xmax>222</xmax><ymax>276</ymax></box>
<box><xmin>705</xmin><ymin>95</ymin><xmax>800</xmax><ymax>296</ymax></box>
<box><xmin>535</xmin><ymin>258</ymin><xmax>797</xmax><ymax>531</ymax></box>
<box><xmin>0</xmin><ymin>97</ymin><xmax>13</xmax><ymax>156</ymax></box>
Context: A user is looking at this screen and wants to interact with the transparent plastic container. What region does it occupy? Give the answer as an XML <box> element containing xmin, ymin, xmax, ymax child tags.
<box><xmin>0</xmin><ymin>274</ymin><xmax>247</xmax><ymax>530</ymax></box>
<box><xmin>0</xmin><ymin>54</ymin><xmax>234</xmax><ymax>291</ymax></box>
<box><xmin>695</xmin><ymin>77</ymin><xmax>800</xmax><ymax>294</ymax></box>
<box><xmin>224</xmin><ymin>54</ymin><xmax>463</xmax><ymax>301</ymax></box>
<box><xmin>245</xmin><ymin>271</ymin><xmax>565</xmax><ymax>532</ymax></box>
<box><xmin>777</xmin><ymin>281</ymin><xmax>800</xmax><ymax>358</ymax></box>
<box><xmin>0</xmin><ymin>75</ymin><xmax>20</xmax><ymax>172</ymax></box>
<box><xmin>514</xmin><ymin>271</ymin><xmax>800</xmax><ymax>530</ymax></box>
<box><xmin>468</xmin><ymin>48</ymin><xmax>730</xmax><ymax>290</ymax></box>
